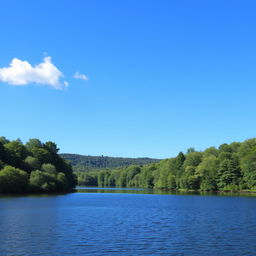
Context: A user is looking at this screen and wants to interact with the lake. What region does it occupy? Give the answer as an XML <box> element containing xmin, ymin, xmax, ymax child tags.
<box><xmin>0</xmin><ymin>187</ymin><xmax>256</xmax><ymax>256</ymax></box>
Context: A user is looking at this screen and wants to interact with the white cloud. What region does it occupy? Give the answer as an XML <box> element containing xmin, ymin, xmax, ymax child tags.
<box><xmin>0</xmin><ymin>56</ymin><xmax>68</xmax><ymax>89</ymax></box>
<box><xmin>73</xmin><ymin>71</ymin><xmax>88</xmax><ymax>81</ymax></box>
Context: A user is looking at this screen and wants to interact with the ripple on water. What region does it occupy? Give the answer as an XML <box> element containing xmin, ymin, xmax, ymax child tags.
<box><xmin>0</xmin><ymin>191</ymin><xmax>256</xmax><ymax>255</ymax></box>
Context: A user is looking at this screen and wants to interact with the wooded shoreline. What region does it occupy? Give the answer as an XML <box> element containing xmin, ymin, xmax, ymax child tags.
<box><xmin>76</xmin><ymin>138</ymin><xmax>256</xmax><ymax>193</ymax></box>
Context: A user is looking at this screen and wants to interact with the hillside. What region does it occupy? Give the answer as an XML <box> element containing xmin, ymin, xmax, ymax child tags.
<box><xmin>61</xmin><ymin>153</ymin><xmax>161</xmax><ymax>172</ymax></box>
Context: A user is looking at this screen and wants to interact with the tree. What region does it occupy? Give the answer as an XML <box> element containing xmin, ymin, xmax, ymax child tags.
<box><xmin>56</xmin><ymin>172</ymin><xmax>69</xmax><ymax>191</ymax></box>
<box><xmin>29</xmin><ymin>170</ymin><xmax>57</xmax><ymax>192</ymax></box>
<box><xmin>97</xmin><ymin>171</ymin><xmax>106</xmax><ymax>187</ymax></box>
<box><xmin>0</xmin><ymin>137</ymin><xmax>76</xmax><ymax>193</ymax></box>
<box><xmin>204</xmin><ymin>147</ymin><xmax>218</xmax><ymax>157</ymax></box>
<box><xmin>41</xmin><ymin>163</ymin><xmax>57</xmax><ymax>174</ymax></box>
<box><xmin>166</xmin><ymin>173</ymin><xmax>176</xmax><ymax>190</ymax></box>
<box><xmin>0</xmin><ymin>166</ymin><xmax>28</xmax><ymax>193</ymax></box>
<box><xmin>196</xmin><ymin>155</ymin><xmax>218</xmax><ymax>191</ymax></box>
<box><xmin>217</xmin><ymin>161</ymin><xmax>231</xmax><ymax>189</ymax></box>
<box><xmin>126</xmin><ymin>166</ymin><xmax>141</xmax><ymax>187</ymax></box>
<box><xmin>4</xmin><ymin>140</ymin><xmax>28</xmax><ymax>168</ymax></box>
<box><xmin>238</xmin><ymin>138</ymin><xmax>256</xmax><ymax>158</ymax></box>
<box><xmin>24</xmin><ymin>156</ymin><xmax>41</xmax><ymax>172</ymax></box>
<box><xmin>183</xmin><ymin>152</ymin><xmax>202</xmax><ymax>168</ymax></box>
<box><xmin>0</xmin><ymin>142</ymin><xmax>6</xmax><ymax>162</ymax></box>
<box><xmin>29</xmin><ymin>147</ymin><xmax>52</xmax><ymax>164</ymax></box>
<box><xmin>218</xmin><ymin>143</ymin><xmax>232</xmax><ymax>153</ymax></box>
<box><xmin>229</xmin><ymin>142</ymin><xmax>241</xmax><ymax>153</ymax></box>
<box><xmin>139</xmin><ymin>165</ymin><xmax>155</xmax><ymax>188</ymax></box>
<box><xmin>155</xmin><ymin>163</ymin><xmax>170</xmax><ymax>189</ymax></box>
<box><xmin>186</xmin><ymin>147</ymin><xmax>195</xmax><ymax>154</ymax></box>
<box><xmin>241</xmin><ymin>149</ymin><xmax>256</xmax><ymax>189</ymax></box>
<box><xmin>174</xmin><ymin>152</ymin><xmax>186</xmax><ymax>169</ymax></box>
<box><xmin>179</xmin><ymin>166</ymin><xmax>200</xmax><ymax>190</ymax></box>
<box><xmin>0</xmin><ymin>160</ymin><xmax>4</xmax><ymax>169</ymax></box>
<box><xmin>0</xmin><ymin>137</ymin><xmax>10</xmax><ymax>145</ymax></box>
<box><xmin>25</xmin><ymin>139</ymin><xmax>43</xmax><ymax>151</ymax></box>
<box><xmin>44</xmin><ymin>141</ymin><xmax>59</xmax><ymax>154</ymax></box>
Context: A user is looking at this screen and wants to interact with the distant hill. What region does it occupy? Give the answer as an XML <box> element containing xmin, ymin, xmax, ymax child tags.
<box><xmin>60</xmin><ymin>153</ymin><xmax>161</xmax><ymax>172</ymax></box>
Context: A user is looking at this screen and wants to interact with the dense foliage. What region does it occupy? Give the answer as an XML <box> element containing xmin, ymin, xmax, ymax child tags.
<box><xmin>61</xmin><ymin>153</ymin><xmax>160</xmax><ymax>172</ymax></box>
<box><xmin>0</xmin><ymin>137</ymin><xmax>76</xmax><ymax>193</ymax></box>
<box><xmin>77</xmin><ymin>138</ymin><xmax>256</xmax><ymax>192</ymax></box>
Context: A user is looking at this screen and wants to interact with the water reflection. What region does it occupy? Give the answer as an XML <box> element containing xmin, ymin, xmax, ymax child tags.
<box><xmin>76</xmin><ymin>186</ymin><xmax>256</xmax><ymax>197</ymax></box>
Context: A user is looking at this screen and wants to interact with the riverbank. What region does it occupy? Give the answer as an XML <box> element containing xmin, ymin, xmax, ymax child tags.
<box><xmin>75</xmin><ymin>186</ymin><xmax>256</xmax><ymax>197</ymax></box>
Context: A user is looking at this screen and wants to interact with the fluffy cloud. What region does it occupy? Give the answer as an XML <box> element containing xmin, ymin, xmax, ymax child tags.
<box><xmin>0</xmin><ymin>57</ymin><xmax>68</xmax><ymax>89</ymax></box>
<box><xmin>73</xmin><ymin>71</ymin><xmax>88</xmax><ymax>81</ymax></box>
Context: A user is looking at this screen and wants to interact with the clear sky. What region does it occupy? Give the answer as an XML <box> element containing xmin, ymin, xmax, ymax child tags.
<box><xmin>0</xmin><ymin>0</ymin><xmax>255</xmax><ymax>158</ymax></box>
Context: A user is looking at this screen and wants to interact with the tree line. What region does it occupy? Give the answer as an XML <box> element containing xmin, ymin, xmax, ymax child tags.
<box><xmin>61</xmin><ymin>153</ymin><xmax>160</xmax><ymax>173</ymax></box>
<box><xmin>0</xmin><ymin>137</ymin><xmax>76</xmax><ymax>193</ymax></box>
<box><xmin>76</xmin><ymin>138</ymin><xmax>256</xmax><ymax>192</ymax></box>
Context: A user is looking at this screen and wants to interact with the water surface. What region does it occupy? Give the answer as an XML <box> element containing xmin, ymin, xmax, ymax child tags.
<box><xmin>0</xmin><ymin>187</ymin><xmax>256</xmax><ymax>256</ymax></box>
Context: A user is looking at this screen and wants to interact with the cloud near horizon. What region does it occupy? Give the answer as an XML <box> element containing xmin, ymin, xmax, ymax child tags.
<box><xmin>0</xmin><ymin>57</ymin><xmax>68</xmax><ymax>89</ymax></box>
<box><xmin>73</xmin><ymin>71</ymin><xmax>88</xmax><ymax>81</ymax></box>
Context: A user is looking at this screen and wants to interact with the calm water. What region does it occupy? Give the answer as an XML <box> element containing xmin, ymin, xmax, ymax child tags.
<box><xmin>0</xmin><ymin>188</ymin><xmax>256</xmax><ymax>256</ymax></box>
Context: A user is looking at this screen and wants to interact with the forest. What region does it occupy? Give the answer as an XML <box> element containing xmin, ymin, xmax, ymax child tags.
<box><xmin>61</xmin><ymin>153</ymin><xmax>160</xmax><ymax>172</ymax></box>
<box><xmin>77</xmin><ymin>138</ymin><xmax>256</xmax><ymax>192</ymax></box>
<box><xmin>0</xmin><ymin>137</ymin><xmax>76</xmax><ymax>193</ymax></box>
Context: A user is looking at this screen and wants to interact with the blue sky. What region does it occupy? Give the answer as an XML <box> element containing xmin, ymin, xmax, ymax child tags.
<box><xmin>0</xmin><ymin>0</ymin><xmax>256</xmax><ymax>158</ymax></box>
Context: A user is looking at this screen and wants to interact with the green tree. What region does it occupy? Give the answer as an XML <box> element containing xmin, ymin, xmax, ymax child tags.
<box><xmin>196</xmin><ymin>155</ymin><xmax>218</xmax><ymax>191</ymax></box>
<box><xmin>183</xmin><ymin>152</ymin><xmax>203</xmax><ymax>168</ymax></box>
<box><xmin>186</xmin><ymin>147</ymin><xmax>195</xmax><ymax>154</ymax></box>
<box><xmin>41</xmin><ymin>163</ymin><xmax>57</xmax><ymax>174</ymax></box>
<box><xmin>97</xmin><ymin>171</ymin><xmax>106</xmax><ymax>187</ymax></box>
<box><xmin>0</xmin><ymin>137</ymin><xmax>10</xmax><ymax>145</ymax></box>
<box><xmin>179</xmin><ymin>166</ymin><xmax>200</xmax><ymax>190</ymax></box>
<box><xmin>0</xmin><ymin>166</ymin><xmax>28</xmax><ymax>193</ymax></box>
<box><xmin>238</xmin><ymin>138</ymin><xmax>256</xmax><ymax>158</ymax></box>
<box><xmin>241</xmin><ymin>149</ymin><xmax>256</xmax><ymax>189</ymax></box>
<box><xmin>29</xmin><ymin>170</ymin><xmax>57</xmax><ymax>192</ymax></box>
<box><xmin>4</xmin><ymin>140</ymin><xmax>28</xmax><ymax>168</ymax></box>
<box><xmin>166</xmin><ymin>173</ymin><xmax>176</xmax><ymax>190</ymax></box>
<box><xmin>24</xmin><ymin>156</ymin><xmax>41</xmax><ymax>171</ymax></box>
<box><xmin>25</xmin><ymin>139</ymin><xmax>43</xmax><ymax>151</ymax></box>
<box><xmin>204</xmin><ymin>147</ymin><xmax>218</xmax><ymax>157</ymax></box>
<box><xmin>56</xmin><ymin>172</ymin><xmax>69</xmax><ymax>191</ymax></box>
<box><xmin>139</xmin><ymin>165</ymin><xmax>155</xmax><ymax>188</ymax></box>
<box><xmin>30</xmin><ymin>147</ymin><xmax>52</xmax><ymax>164</ymax></box>
<box><xmin>0</xmin><ymin>137</ymin><xmax>76</xmax><ymax>193</ymax></box>
<box><xmin>126</xmin><ymin>166</ymin><xmax>141</xmax><ymax>187</ymax></box>
<box><xmin>218</xmin><ymin>143</ymin><xmax>232</xmax><ymax>153</ymax></box>
<box><xmin>44</xmin><ymin>141</ymin><xmax>59</xmax><ymax>154</ymax></box>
